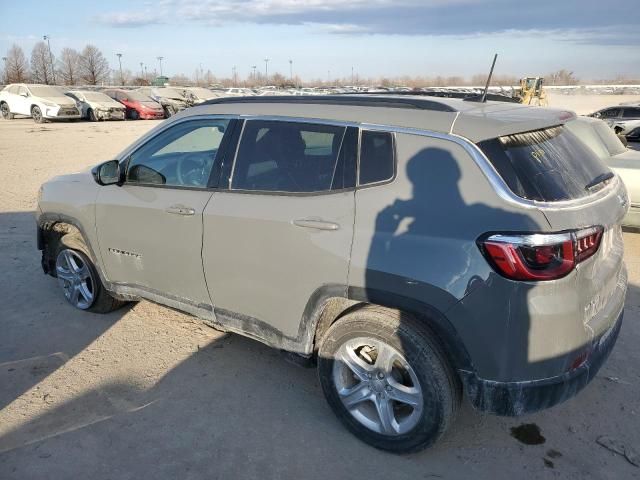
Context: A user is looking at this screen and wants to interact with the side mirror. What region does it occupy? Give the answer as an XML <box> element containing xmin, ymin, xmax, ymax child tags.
<box><xmin>20</xmin><ymin>92</ymin><xmax>28</xmax><ymax>98</ymax></box>
<box><xmin>92</xmin><ymin>160</ymin><xmax>121</xmax><ymax>186</ymax></box>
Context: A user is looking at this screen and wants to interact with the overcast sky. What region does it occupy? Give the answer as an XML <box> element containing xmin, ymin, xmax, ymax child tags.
<box><xmin>2</xmin><ymin>0</ymin><xmax>639</xmax><ymax>81</ymax></box>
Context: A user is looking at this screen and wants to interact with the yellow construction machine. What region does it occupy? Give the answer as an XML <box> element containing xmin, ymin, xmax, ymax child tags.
<box><xmin>515</xmin><ymin>77</ymin><xmax>548</xmax><ymax>106</ymax></box>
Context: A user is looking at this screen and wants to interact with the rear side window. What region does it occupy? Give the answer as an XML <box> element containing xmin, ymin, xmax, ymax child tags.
<box><xmin>622</xmin><ymin>108</ymin><xmax>640</xmax><ymax>118</ymax></box>
<box><xmin>231</xmin><ymin>120</ymin><xmax>347</xmax><ymax>193</ymax></box>
<box><xmin>359</xmin><ymin>130</ymin><xmax>395</xmax><ymax>185</ymax></box>
<box><xmin>478</xmin><ymin>126</ymin><xmax>612</xmax><ymax>202</ymax></box>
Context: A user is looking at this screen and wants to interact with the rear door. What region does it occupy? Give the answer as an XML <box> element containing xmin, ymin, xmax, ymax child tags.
<box><xmin>95</xmin><ymin>117</ymin><xmax>237</xmax><ymax>311</ymax></box>
<box><xmin>202</xmin><ymin>119</ymin><xmax>357</xmax><ymax>342</ymax></box>
<box><xmin>619</xmin><ymin>107</ymin><xmax>640</xmax><ymax>133</ymax></box>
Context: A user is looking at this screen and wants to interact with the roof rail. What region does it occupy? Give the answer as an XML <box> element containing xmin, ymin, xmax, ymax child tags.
<box><xmin>343</xmin><ymin>90</ymin><xmax>520</xmax><ymax>103</ymax></box>
<box><xmin>200</xmin><ymin>95</ymin><xmax>458</xmax><ymax>112</ymax></box>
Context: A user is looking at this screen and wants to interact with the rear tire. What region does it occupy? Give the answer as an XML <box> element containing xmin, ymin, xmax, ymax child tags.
<box><xmin>317</xmin><ymin>306</ymin><xmax>460</xmax><ymax>453</ymax></box>
<box><xmin>129</xmin><ymin>109</ymin><xmax>139</xmax><ymax>120</ymax></box>
<box><xmin>54</xmin><ymin>234</ymin><xmax>126</xmax><ymax>314</ymax></box>
<box><xmin>31</xmin><ymin>105</ymin><xmax>44</xmax><ymax>123</ymax></box>
<box><xmin>88</xmin><ymin>108</ymin><xmax>98</xmax><ymax>122</ymax></box>
<box><xmin>1</xmin><ymin>102</ymin><xmax>14</xmax><ymax>119</ymax></box>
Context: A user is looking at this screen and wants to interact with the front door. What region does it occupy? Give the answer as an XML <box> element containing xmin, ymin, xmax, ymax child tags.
<box><xmin>202</xmin><ymin>119</ymin><xmax>357</xmax><ymax>343</ymax></box>
<box><xmin>14</xmin><ymin>86</ymin><xmax>31</xmax><ymax>115</ymax></box>
<box><xmin>95</xmin><ymin>117</ymin><xmax>236</xmax><ymax>311</ymax></box>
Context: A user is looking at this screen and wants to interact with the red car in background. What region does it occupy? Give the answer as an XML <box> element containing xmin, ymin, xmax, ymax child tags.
<box><xmin>102</xmin><ymin>89</ymin><xmax>164</xmax><ymax>120</ymax></box>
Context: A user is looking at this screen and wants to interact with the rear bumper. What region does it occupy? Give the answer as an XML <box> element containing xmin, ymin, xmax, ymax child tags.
<box><xmin>461</xmin><ymin>308</ymin><xmax>623</xmax><ymax>416</ymax></box>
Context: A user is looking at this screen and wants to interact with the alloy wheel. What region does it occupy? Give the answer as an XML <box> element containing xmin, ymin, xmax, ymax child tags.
<box><xmin>32</xmin><ymin>107</ymin><xmax>42</xmax><ymax>123</ymax></box>
<box><xmin>55</xmin><ymin>249</ymin><xmax>95</xmax><ymax>309</ymax></box>
<box><xmin>332</xmin><ymin>337</ymin><xmax>424</xmax><ymax>436</ymax></box>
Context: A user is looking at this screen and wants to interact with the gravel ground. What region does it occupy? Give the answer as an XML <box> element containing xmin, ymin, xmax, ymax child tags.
<box><xmin>0</xmin><ymin>104</ymin><xmax>639</xmax><ymax>479</ymax></box>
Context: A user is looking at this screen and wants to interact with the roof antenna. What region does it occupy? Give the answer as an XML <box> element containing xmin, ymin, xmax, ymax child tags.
<box><xmin>480</xmin><ymin>53</ymin><xmax>498</xmax><ymax>103</ymax></box>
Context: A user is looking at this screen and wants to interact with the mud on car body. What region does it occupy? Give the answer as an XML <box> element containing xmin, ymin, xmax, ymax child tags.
<box><xmin>36</xmin><ymin>95</ymin><xmax>628</xmax><ymax>453</ymax></box>
<box><xmin>66</xmin><ymin>90</ymin><xmax>126</xmax><ymax>121</ymax></box>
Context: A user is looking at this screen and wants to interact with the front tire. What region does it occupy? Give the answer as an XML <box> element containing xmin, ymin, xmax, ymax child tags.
<box><xmin>317</xmin><ymin>307</ymin><xmax>460</xmax><ymax>453</ymax></box>
<box><xmin>163</xmin><ymin>105</ymin><xmax>175</xmax><ymax>118</ymax></box>
<box><xmin>54</xmin><ymin>235</ymin><xmax>126</xmax><ymax>313</ymax></box>
<box><xmin>129</xmin><ymin>109</ymin><xmax>139</xmax><ymax>120</ymax></box>
<box><xmin>88</xmin><ymin>108</ymin><xmax>98</xmax><ymax>122</ymax></box>
<box><xmin>31</xmin><ymin>105</ymin><xmax>44</xmax><ymax>123</ymax></box>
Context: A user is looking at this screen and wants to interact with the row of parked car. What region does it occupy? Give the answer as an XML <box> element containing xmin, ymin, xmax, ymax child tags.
<box><xmin>1</xmin><ymin>83</ymin><xmax>639</xmax><ymax>143</ymax></box>
<box><xmin>0</xmin><ymin>84</ymin><xmax>223</xmax><ymax>123</ymax></box>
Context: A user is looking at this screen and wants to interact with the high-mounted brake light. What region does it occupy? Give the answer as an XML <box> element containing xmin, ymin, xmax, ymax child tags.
<box><xmin>480</xmin><ymin>226</ymin><xmax>604</xmax><ymax>281</ymax></box>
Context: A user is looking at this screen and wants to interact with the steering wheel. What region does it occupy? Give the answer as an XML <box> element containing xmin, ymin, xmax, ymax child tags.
<box><xmin>176</xmin><ymin>152</ymin><xmax>209</xmax><ymax>186</ymax></box>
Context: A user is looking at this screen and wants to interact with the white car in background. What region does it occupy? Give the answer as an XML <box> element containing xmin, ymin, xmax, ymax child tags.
<box><xmin>566</xmin><ymin>116</ymin><xmax>640</xmax><ymax>228</ymax></box>
<box><xmin>589</xmin><ymin>104</ymin><xmax>640</xmax><ymax>141</ymax></box>
<box><xmin>65</xmin><ymin>90</ymin><xmax>125</xmax><ymax>121</ymax></box>
<box><xmin>0</xmin><ymin>84</ymin><xmax>81</xmax><ymax>123</ymax></box>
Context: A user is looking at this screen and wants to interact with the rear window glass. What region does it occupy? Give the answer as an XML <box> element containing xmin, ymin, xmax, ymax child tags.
<box><xmin>359</xmin><ymin>131</ymin><xmax>395</xmax><ymax>185</ymax></box>
<box><xmin>478</xmin><ymin>126</ymin><xmax>612</xmax><ymax>202</ymax></box>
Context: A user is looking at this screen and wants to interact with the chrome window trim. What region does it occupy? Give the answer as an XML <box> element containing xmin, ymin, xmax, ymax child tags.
<box><xmin>115</xmin><ymin>113</ymin><xmax>621</xmax><ymax>211</ymax></box>
<box><xmin>486</xmin><ymin>232</ymin><xmax>573</xmax><ymax>246</ymax></box>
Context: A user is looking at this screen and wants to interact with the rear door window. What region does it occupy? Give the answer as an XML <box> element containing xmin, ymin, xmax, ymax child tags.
<box><xmin>622</xmin><ymin>108</ymin><xmax>640</xmax><ymax>118</ymax></box>
<box><xmin>359</xmin><ymin>130</ymin><xmax>395</xmax><ymax>185</ymax></box>
<box><xmin>231</xmin><ymin>120</ymin><xmax>347</xmax><ymax>193</ymax></box>
<box><xmin>478</xmin><ymin>126</ymin><xmax>612</xmax><ymax>202</ymax></box>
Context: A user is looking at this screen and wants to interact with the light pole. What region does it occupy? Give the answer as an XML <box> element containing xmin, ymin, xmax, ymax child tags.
<box><xmin>327</xmin><ymin>70</ymin><xmax>330</xmax><ymax>85</ymax></box>
<box><xmin>351</xmin><ymin>66</ymin><xmax>354</xmax><ymax>85</ymax></box>
<box><xmin>289</xmin><ymin>59</ymin><xmax>293</xmax><ymax>83</ymax></box>
<box><xmin>157</xmin><ymin>56</ymin><xmax>164</xmax><ymax>77</ymax></box>
<box><xmin>251</xmin><ymin>65</ymin><xmax>257</xmax><ymax>84</ymax></box>
<box><xmin>43</xmin><ymin>35</ymin><xmax>56</xmax><ymax>84</ymax></box>
<box><xmin>232</xmin><ymin>66</ymin><xmax>237</xmax><ymax>86</ymax></box>
<box><xmin>140</xmin><ymin>62</ymin><xmax>144</xmax><ymax>79</ymax></box>
<box><xmin>264</xmin><ymin>58</ymin><xmax>269</xmax><ymax>84</ymax></box>
<box><xmin>116</xmin><ymin>53</ymin><xmax>124</xmax><ymax>85</ymax></box>
<box><xmin>2</xmin><ymin>57</ymin><xmax>7</xmax><ymax>84</ymax></box>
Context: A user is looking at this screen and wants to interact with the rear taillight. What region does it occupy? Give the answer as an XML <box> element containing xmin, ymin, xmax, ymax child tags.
<box><xmin>480</xmin><ymin>226</ymin><xmax>604</xmax><ymax>281</ymax></box>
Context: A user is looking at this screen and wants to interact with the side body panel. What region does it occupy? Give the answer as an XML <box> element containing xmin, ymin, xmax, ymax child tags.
<box><xmin>349</xmin><ymin>132</ymin><xmax>564</xmax><ymax>381</ymax></box>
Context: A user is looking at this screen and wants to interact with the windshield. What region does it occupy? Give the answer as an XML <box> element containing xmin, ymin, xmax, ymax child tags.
<box><xmin>478</xmin><ymin>126</ymin><xmax>611</xmax><ymax>202</ymax></box>
<box><xmin>593</xmin><ymin>122</ymin><xmax>627</xmax><ymax>156</ymax></box>
<box><xmin>187</xmin><ymin>88</ymin><xmax>217</xmax><ymax>99</ymax></box>
<box><xmin>156</xmin><ymin>88</ymin><xmax>185</xmax><ymax>99</ymax></box>
<box><xmin>29</xmin><ymin>86</ymin><xmax>66</xmax><ymax>97</ymax></box>
<box><xmin>82</xmin><ymin>92</ymin><xmax>115</xmax><ymax>103</ymax></box>
<box><xmin>128</xmin><ymin>91</ymin><xmax>155</xmax><ymax>102</ymax></box>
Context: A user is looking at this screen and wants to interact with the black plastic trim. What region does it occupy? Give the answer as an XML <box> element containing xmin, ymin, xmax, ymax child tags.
<box><xmin>462</xmin><ymin>309</ymin><xmax>623</xmax><ymax>416</ymax></box>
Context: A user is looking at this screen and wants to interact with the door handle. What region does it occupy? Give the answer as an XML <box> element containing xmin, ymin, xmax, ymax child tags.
<box><xmin>166</xmin><ymin>205</ymin><xmax>196</xmax><ymax>216</ymax></box>
<box><xmin>293</xmin><ymin>218</ymin><xmax>340</xmax><ymax>231</ymax></box>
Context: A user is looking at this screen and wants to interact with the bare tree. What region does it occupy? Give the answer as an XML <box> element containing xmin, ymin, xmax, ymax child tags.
<box><xmin>4</xmin><ymin>44</ymin><xmax>29</xmax><ymax>83</ymax></box>
<box><xmin>78</xmin><ymin>45</ymin><xmax>110</xmax><ymax>85</ymax></box>
<box><xmin>30</xmin><ymin>41</ymin><xmax>55</xmax><ymax>84</ymax></box>
<box><xmin>547</xmin><ymin>69</ymin><xmax>579</xmax><ymax>86</ymax></box>
<box><xmin>56</xmin><ymin>48</ymin><xmax>80</xmax><ymax>85</ymax></box>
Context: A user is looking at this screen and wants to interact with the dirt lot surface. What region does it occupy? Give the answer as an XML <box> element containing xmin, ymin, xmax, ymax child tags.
<box><xmin>1</xmin><ymin>108</ymin><xmax>639</xmax><ymax>479</ymax></box>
